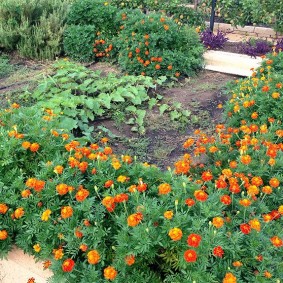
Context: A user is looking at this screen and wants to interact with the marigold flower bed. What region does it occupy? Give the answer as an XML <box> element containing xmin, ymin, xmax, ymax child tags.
<box><xmin>0</xmin><ymin>52</ymin><xmax>283</xmax><ymax>282</ymax></box>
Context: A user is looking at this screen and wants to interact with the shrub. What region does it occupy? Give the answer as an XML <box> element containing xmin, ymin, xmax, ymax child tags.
<box><xmin>114</xmin><ymin>12</ymin><xmax>204</xmax><ymax>78</ymax></box>
<box><xmin>239</xmin><ymin>38</ymin><xmax>272</xmax><ymax>58</ymax></box>
<box><xmin>63</xmin><ymin>25</ymin><xmax>97</xmax><ymax>62</ymax></box>
<box><xmin>200</xmin><ymin>28</ymin><xmax>228</xmax><ymax>49</ymax></box>
<box><xmin>0</xmin><ymin>0</ymin><xmax>72</xmax><ymax>60</ymax></box>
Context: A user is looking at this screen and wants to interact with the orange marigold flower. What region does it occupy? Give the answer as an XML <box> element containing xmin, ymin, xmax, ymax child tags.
<box><xmin>185</xmin><ymin>198</ymin><xmax>195</xmax><ymax>207</ymax></box>
<box><xmin>30</xmin><ymin>143</ymin><xmax>40</xmax><ymax>152</ymax></box>
<box><xmin>61</xmin><ymin>206</ymin><xmax>73</xmax><ymax>219</ymax></box>
<box><xmin>269</xmin><ymin>177</ymin><xmax>280</xmax><ymax>188</ymax></box>
<box><xmin>184</xmin><ymin>249</ymin><xmax>197</xmax><ymax>263</ymax></box>
<box><xmin>174</xmin><ymin>159</ymin><xmax>190</xmax><ymax>174</ymax></box>
<box><xmin>54</xmin><ymin>165</ymin><xmax>64</xmax><ymax>174</ymax></box>
<box><xmin>262</xmin><ymin>185</ymin><xmax>273</xmax><ymax>194</ymax></box>
<box><xmin>183</xmin><ymin>138</ymin><xmax>194</xmax><ymax>148</ymax></box>
<box><xmin>56</xmin><ymin>183</ymin><xmax>69</xmax><ymax>196</ymax></box>
<box><xmin>240</xmin><ymin>223</ymin><xmax>251</xmax><ymax>234</ymax></box>
<box><xmin>201</xmin><ymin>171</ymin><xmax>213</xmax><ymax>182</ymax></box>
<box><xmin>223</xmin><ymin>272</ymin><xmax>237</xmax><ymax>283</ymax></box>
<box><xmin>194</xmin><ymin>190</ymin><xmax>208</xmax><ymax>202</ymax></box>
<box><xmin>78</xmin><ymin>161</ymin><xmax>88</xmax><ymax>173</ymax></box>
<box><xmin>272</xmin><ymin>92</ymin><xmax>280</xmax><ymax>99</ymax></box>
<box><xmin>239</xmin><ymin>198</ymin><xmax>251</xmax><ymax>207</ymax></box>
<box><xmin>87</xmin><ymin>250</ymin><xmax>100</xmax><ymax>264</ymax></box>
<box><xmin>127</xmin><ymin>212</ymin><xmax>143</xmax><ymax>227</ymax></box>
<box><xmin>43</xmin><ymin>260</ymin><xmax>52</xmax><ymax>270</ymax></box>
<box><xmin>102</xmin><ymin>196</ymin><xmax>115</xmax><ymax>212</ymax></box>
<box><xmin>53</xmin><ymin>248</ymin><xmax>64</xmax><ymax>260</ymax></box>
<box><xmin>213</xmin><ymin>246</ymin><xmax>224</xmax><ymax>257</ymax></box>
<box><xmin>104</xmin><ymin>266</ymin><xmax>117</xmax><ymax>281</ymax></box>
<box><xmin>104</xmin><ymin>180</ymin><xmax>114</xmax><ymax>188</ymax></box>
<box><xmin>75</xmin><ymin>187</ymin><xmax>89</xmax><ymax>202</ymax></box>
<box><xmin>229</xmin><ymin>160</ymin><xmax>238</xmax><ymax>168</ymax></box>
<box><xmin>212</xmin><ymin>217</ymin><xmax>224</xmax><ymax>228</ymax></box>
<box><xmin>220</xmin><ymin>195</ymin><xmax>231</xmax><ymax>205</ymax></box>
<box><xmin>14</xmin><ymin>207</ymin><xmax>24</xmax><ymax>219</ymax></box>
<box><xmin>241</xmin><ymin>155</ymin><xmax>251</xmax><ymax>165</ymax></box>
<box><xmin>164</xmin><ymin>210</ymin><xmax>173</xmax><ymax>220</ymax></box>
<box><xmin>251</xmin><ymin>176</ymin><xmax>263</xmax><ymax>186</ymax></box>
<box><xmin>62</xmin><ymin>259</ymin><xmax>75</xmax><ymax>272</ymax></box>
<box><xmin>0</xmin><ymin>203</ymin><xmax>8</xmax><ymax>214</ymax></box>
<box><xmin>264</xmin><ymin>271</ymin><xmax>272</xmax><ymax>278</ymax></box>
<box><xmin>262</xmin><ymin>85</ymin><xmax>269</xmax><ymax>92</ymax></box>
<box><xmin>21</xmin><ymin>189</ymin><xmax>31</xmax><ymax>198</ymax></box>
<box><xmin>232</xmin><ymin>261</ymin><xmax>243</xmax><ymax>267</ymax></box>
<box><xmin>270</xmin><ymin>236</ymin><xmax>283</xmax><ymax>247</ymax></box>
<box><xmin>249</xmin><ymin>218</ymin><xmax>261</xmax><ymax>232</ymax></box>
<box><xmin>22</xmin><ymin>141</ymin><xmax>31</xmax><ymax>149</ymax></box>
<box><xmin>41</xmin><ymin>209</ymin><xmax>52</xmax><ymax>221</ymax></box>
<box><xmin>122</xmin><ymin>155</ymin><xmax>132</xmax><ymax>164</ymax></box>
<box><xmin>79</xmin><ymin>244</ymin><xmax>88</xmax><ymax>252</ymax></box>
<box><xmin>158</xmin><ymin>183</ymin><xmax>171</xmax><ymax>195</ymax></box>
<box><xmin>125</xmin><ymin>254</ymin><xmax>135</xmax><ymax>266</ymax></box>
<box><xmin>187</xmin><ymin>233</ymin><xmax>202</xmax><ymax>248</ymax></box>
<box><xmin>168</xmin><ymin>227</ymin><xmax>183</xmax><ymax>241</ymax></box>
<box><xmin>0</xmin><ymin>230</ymin><xmax>8</xmax><ymax>240</ymax></box>
<box><xmin>137</xmin><ymin>179</ymin><xmax>147</xmax><ymax>192</ymax></box>
<box><xmin>251</xmin><ymin>112</ymin><xmax>258</xmax><ymax>119</ymax></box>
<box><xmin>247</xmin><ymin>185</ymin><xmax>259</xmax><ymax>196</ymax></box>
<box><xmin>33</xmin><ymin>179</ymin><xmax>45</xmax><ymax>192</ymax></box>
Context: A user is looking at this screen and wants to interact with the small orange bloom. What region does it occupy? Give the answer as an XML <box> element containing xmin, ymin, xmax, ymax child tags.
<box><xmin>87</xmin><ymin>250</ymin><xmax>100</xmax><ymax>264</ymax></box>
<box><xmin>30</xmin><ymin>143</ymin><xmax>40</xmax><ymax>152</ymax></box>
<box><xmin>269</xmin><ymin>177</ymin><xmax>280</xmax><ymax>188</ymax></box>
<box><xmin>53</xmin><ymin>248</ymin><xmax>64</xmax><ymax>260</ymax></box>
<box><xmin>168</xmin><ymin>227</ymin><xmax>183</xmax><ymax>241</ymax></box>
<box><xmin>158</xmin><ymin>183</ymin><xmax>171</xmax><ymax>195</ymax></box>
<box><xmin>127</xmin><ymin>212</ymin><xmax>143</xmax><ymax>227</ymax></box>
<box><xmin>125</xmin><ymin>254</ymin><xmax>135</xmax><ymax>266</ymax></box>
<box><xmin>241</xmin><ymin>155</ymin><xmax>251</xmax><ymax>165</ymax></box>
<box><xmin>223</xmin><ymin>272</ymin><xmax>237</xmax><ymax>283</ymax></box>
<box><xmin>212</xmin><ymin>217</ymin><xmax>224</xmax><ymax>228</ymax></box>
<box><xmin>56</xmin><ymin>183</ymin><xmax>69</xmax><ymax>196</ymax></box>
<box><xmin>75</xmin><ymin>187</ymin><xmax>89</xmax><ymax>202</ymax></box>
<box><xmin>270</xmin><ymin>236</ymin><xmax>283</xmax><ymax>247</ymax></box>
<box><xmin>54</xmin><ymin>165</ymin><xmax>64</xmax><ymax>174</ymax></box>
<box><xmin>0</xmin><ymin>203</ymin><xmax>8</xmax><ymax>214</ymax></box>
<box><xmin>62</xmin><ymin>259</ymin><xmax>75</xmax><ymax>272</ymax></box>
<box><xmin>194</xmin><ymin>190</ymin><xmax>208</xmax><ymax>202</ymax></box>
<box><xmin>232</xmin><ymin>261</ymin><xmax>243</xmax><ymax>267</ymax></box>
<box><xmin>22</xmin><ymin>141</ymin><xmax>31</xmax><ymax>149</ymax></box>
<box><xmin>187</xmin><ymin>233</ymin><xmax>202</xmax><ymax>247</ymax></box>
<box><xmin>184</xmin><ymin>249</ymin><xmax>197</xmax><ymax>262</ymax></box>
<box><xmin>104</xmin><ymin>266</ymin><xmax>117</xmax><ymax>280</ymax></box>
<box><xmin>61</xmin><ymin>206</ymin><xmax>73</xmax><ymax>219</ymax></box>
<box><xmin>0</xmin><ymin>230</ymin><xmax>8</xmax><ymax>240</ymax></box>
<box><xmin>164</xmin><ymin>210</ymin><xmax>173</xmax><ymax>219</ymax></box>
<box><xmin>14</xmin><ymin>207</ymin><xmax>24</xmax><ymax>219</ymax></box>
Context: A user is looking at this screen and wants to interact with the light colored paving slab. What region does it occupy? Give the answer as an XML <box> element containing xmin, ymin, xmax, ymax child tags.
<box><xmin>0</xmin><ymin>246</ymin><xmax>52</xmax><ymax>283</ymax></box>
<box><xmin>204</xmin><ymin>50</ymin><xmax>262</xmax><ymax>76</ymax></box>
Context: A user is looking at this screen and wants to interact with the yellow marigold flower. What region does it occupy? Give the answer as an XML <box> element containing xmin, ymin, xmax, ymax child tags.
<box><xmin>117</xmin><ymin>175</ymin><xmax>128</xmax><ymax>183</ymax></box>
<box><xmin>53</xmin><ymin>248</ymin><xmax>64</xmax><ymax>260</ymax></box>
<box><xmin>33</xmin><ymin>244</ymin><xmax>41</xmax><ymax>253</ymax></box>
<box><xmin>223</xmin><ymin>272</ymin><xmax>237</xmax><ymax>283</ymax></box>
<box><xmin>249</xmin><ymin>218</ymin><xmax>261</xmax><ymax>232</ymax></box>
<box><xmin>164</xmin><ymin>210</ymin><xmax>174</xmax><ymax>220</ymax></box>
<box><xmin>14</xmin><ymin>207</ymin><xmax>24</xmax><ymax>219</ymax></box>
<box><xmin>41</xmin><ymin>209</ymin><xmax>52</xmax><ymax>221</ymax></box>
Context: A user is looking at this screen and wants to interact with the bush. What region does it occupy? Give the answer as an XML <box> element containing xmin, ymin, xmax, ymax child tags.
<box><xmin>114</xmin><ymin>12</ymin><xmax>204</xmax><ymax>78</ymax></box>
<box><xmin>200</xmin><ymin>29</ymin><xmax>228</xmax><ymax>49</ymax></box>
<box><xmin>0</xmin><ymin>0</ymin><xmax>72</xmax><ymax>60</ymax></box>
<box><xmin>63</xmin><ymin>25</ymin><xmax>97</xmax><ymax>62</ymax></box>
<box><xmin>239</xmin><ymin>38</ymin><xmax>272</xmax><ymax>58</ymax></box>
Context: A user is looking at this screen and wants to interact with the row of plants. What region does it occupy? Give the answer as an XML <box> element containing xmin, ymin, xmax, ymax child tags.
<box><xmin>199</xmin><ymin>0</ymin><xmax>283</xmax><ymax>32</ymax></box>
<box><xmin>1</xmin><ymin>50</ymin><xmax>283</xmax><ymax>282</ymax></box>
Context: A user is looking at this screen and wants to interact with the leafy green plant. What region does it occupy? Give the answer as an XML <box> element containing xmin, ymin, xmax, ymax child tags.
<box><xmin>22</xmin><ymin>60</ymin><xmax>165</xmax><ymax>135</ymax></box>
<box><xmin>114</xmin><ymin>12</ymin><xmax>204</xmax><ymax>78</ymax></box>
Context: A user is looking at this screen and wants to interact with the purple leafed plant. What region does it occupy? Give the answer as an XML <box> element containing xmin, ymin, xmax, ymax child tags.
<box><xmin>200</xmin><ymin>28</ymin><xmax>228</xmax><ymax>50</ymax></box>
<box><xmin>275</xmin><ymin>38</ymin><xmax>283</xmax><ymax>52</ymax></box>
<box><xmin>239</xmin><ymin>39</ymin><xmax>272</xmax><ymax>58</ymax></box>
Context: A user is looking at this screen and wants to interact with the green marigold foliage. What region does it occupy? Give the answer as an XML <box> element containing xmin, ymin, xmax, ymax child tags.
<box><xmin>115</xmin><ymin>12</ymin><xmax>204</xmax><ymax>78</ymax></box>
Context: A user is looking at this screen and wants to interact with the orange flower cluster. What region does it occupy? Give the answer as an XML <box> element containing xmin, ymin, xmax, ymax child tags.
<box><xmin>25</xmin><ymin>178</ymin><xmax>45</xmax><ymax>192</ymax></box>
